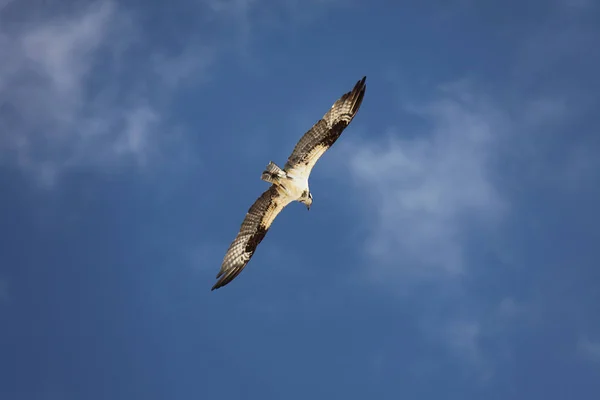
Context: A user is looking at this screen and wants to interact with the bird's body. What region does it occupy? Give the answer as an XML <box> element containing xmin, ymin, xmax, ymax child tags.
<box><xmin>212</xmin><ymin>76</ymin><xmax>367</xmax><ymax>290</ymax></box>
<box><xmin>275</xmin><ymin>171</ymin><xmax>309</xmax><ymax>201</ymax></box>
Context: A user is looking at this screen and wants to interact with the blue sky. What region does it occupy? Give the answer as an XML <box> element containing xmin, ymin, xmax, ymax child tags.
<box><xmin>1</xmin><ymin>0</ymin><xmax>599</xmax><ymax>398</ymax></box>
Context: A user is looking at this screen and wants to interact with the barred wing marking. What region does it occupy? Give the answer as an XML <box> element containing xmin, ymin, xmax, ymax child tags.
<box><xmin>283</xmin><ymin>76</ymin><xmax>366</xmax><ymax>178</ymax></box>
<box><xmin>212</xmin><ymin>185</ymin><xmax>292</xmax><ymax>290</ymax></box>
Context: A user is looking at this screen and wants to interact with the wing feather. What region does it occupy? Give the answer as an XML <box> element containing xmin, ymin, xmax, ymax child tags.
<box><xmin>211</xmin><ymin>185</ymin><xmax>291</xmax><ymax>290</ymax></box>
<box><xmin>283</xmin><ymin>76</ymin><xmax>366</xmax><ymax>177</ymax></box>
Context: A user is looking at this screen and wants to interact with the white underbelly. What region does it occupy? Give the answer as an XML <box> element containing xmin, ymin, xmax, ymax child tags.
<box><xmin>280</xmin><ymin>174</ymin><xmax>308</xmax><ymax>200</ymax></box>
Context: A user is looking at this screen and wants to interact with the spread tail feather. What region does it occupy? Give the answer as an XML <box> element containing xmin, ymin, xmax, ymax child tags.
<box><xmin>261</xmin><ymin>161</ymin><xmax>285</xmax><ymax>183</ymax></box>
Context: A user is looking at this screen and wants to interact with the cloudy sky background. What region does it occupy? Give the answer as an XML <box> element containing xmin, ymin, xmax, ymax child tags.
<box><xmin>1</xmin><ymin>0</ymin><xmax>599</xmax><ymax>399</ymax></box>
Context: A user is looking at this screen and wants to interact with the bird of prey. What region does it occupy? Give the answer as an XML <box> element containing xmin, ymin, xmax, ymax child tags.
<box><xmin>212</xmin><ymin>76</ymin><xmax>367</xmax><ymax>291</ymax></box>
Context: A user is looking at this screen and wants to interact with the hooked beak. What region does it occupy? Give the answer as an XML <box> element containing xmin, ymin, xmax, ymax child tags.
<box><xmin>306</xmin><ymin>203</ymin><xmax>311</xmax><ymax>211</ymax></box>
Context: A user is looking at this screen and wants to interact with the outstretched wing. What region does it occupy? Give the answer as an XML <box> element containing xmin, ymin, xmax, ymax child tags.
<box><xmin>212</xmin><ymin>185</ymin><xmax>292</xmax><ymax>290</ymax></box>
<box><xmin>283</xmin><ymin>76</ymin><xmax>366</xmax><ymax>178</ymax></box>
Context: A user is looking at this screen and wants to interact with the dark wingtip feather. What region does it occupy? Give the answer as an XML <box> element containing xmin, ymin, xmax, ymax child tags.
<box><xmin>211</xmin><ymin>271</ymin><xmax>233</xmax><ymax>291</ymax></box>
<box><xmin>350</xmin><ymin>76</ymin><xmax>367</xmax><ymax>115</ymax></box>
<box><xmin>356</xmin><ymin>76</ymin><xmax>367</xmax><ymax>90</ymax></box>
<box><xmin>211</xmin><ymin>265</ymin><xmax>230</xmax><ymax>290</ymax></box>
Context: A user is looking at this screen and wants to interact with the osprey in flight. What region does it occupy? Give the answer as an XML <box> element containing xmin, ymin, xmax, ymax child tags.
<box><xmin>212</xmin><ymin>76</ymin><xmax>367</xmax><ymax>290</ymax></box>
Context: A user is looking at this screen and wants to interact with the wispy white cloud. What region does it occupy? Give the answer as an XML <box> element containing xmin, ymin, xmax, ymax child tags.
<box><xmin>338</xmin><ymin>83</ymin><xmax>507</xmax><ymax>286</ymax></box>
<box><xmin>338</xmin><ymin>72</ymin><xmax>598</xmax><ymax>374</ymax></box>
<box><xmin>0</xmin><ymin>1</ymin><xmax>212</xmax><ymax>186</ymax></box>
<box><xmin>1</xmin><ymin>0</ymin><xmax>350</xmax><ymax>186</ymax></box>
<box><xmin>326</xmin><ymin>83</ymin><xmax>517</xmax><ymax>379</ymax></box>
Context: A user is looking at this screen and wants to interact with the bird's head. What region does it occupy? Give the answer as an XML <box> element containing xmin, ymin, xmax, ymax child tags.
<box><xmin>301</xmin><ymin>191</ymin><xmax>313</xmax><ymax>211</ymax></box>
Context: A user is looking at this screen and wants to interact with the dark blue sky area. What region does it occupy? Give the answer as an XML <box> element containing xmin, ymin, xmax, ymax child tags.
<box><xmin>1</xmin><ymin>1</ymin><xmax>599</xmax><ymax>399</ymax></box>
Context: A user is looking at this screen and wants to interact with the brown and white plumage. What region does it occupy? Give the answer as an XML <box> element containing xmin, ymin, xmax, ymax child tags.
<box><xmin>212</xmin><ymin>185</ymin><xmax>292</xmax><ymax>290</ymax></box>
<box><xmin>212</xmin><ymin>76</ymin><xmax>367</xmax><ymax>291</ymax></box>
<box><xmin>284</xmin><ymin>76</ymin><xmax>367</xmax><ymax>179</ymax></box>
